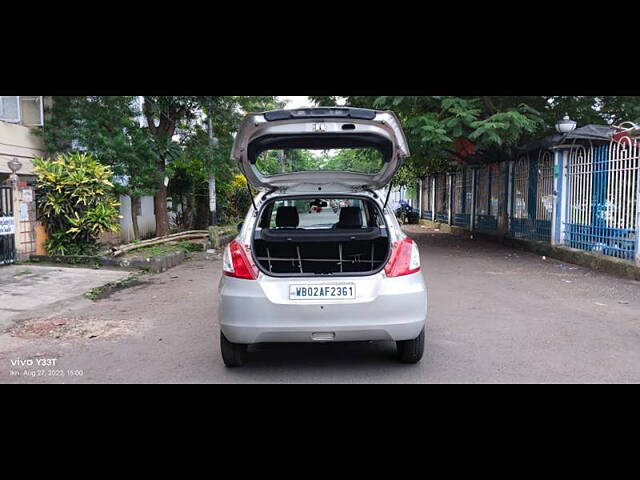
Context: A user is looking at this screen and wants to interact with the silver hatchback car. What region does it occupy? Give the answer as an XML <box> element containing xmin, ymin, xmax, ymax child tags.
<box><xmin>218</xmin><ymin>107</ymin><xmax>427</xmax><ymax>366</ymax></box>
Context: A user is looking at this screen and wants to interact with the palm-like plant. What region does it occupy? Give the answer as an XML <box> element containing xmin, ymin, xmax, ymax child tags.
<box><xmin>34</xmin><ymin>153</ymin><xmax>120</xmax><ymax>255</ymax></box>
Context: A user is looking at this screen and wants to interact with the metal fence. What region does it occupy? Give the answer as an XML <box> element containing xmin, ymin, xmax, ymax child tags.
<box><xmin>0</xmin><ymin>185</ymin><xmax>16</xmax><ymax>266</ymax></box>
<box><xmin>422</xmin><ymin>176</ymin><xmax>433</xmax><ymax>220</ymax></box>
<box><xmin>475</xmin><ymin>163</ymin><xmax>499</xmax><ymax>232</ymax></box>
<box><xmin>452</xmin><ymin>167</ymin><xmax>472</xmax><ymax>227</ymax></box>
<box><xmin>418</xmin><ymin>132</ymin><xmax>640</xmax><ymax>266</ymax></box>
<box><xmin>434</xmin><ymin>174</ymin><xmax>449</xmax><ymax>223</ymax></box>
<box><xmin>509</xmin><ymin>151</ymin><xmax>553</xmax><ymax>241</ymax></box>
<box><xmin>564</xmin><ymin>139</ymin><xmax>639</xmax><ymax>261</ymax></box>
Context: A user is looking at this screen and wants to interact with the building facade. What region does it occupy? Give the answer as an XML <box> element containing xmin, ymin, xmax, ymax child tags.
<box><xmin>0</xmin><ymin>96</ymin><xmax>48</xmax><ymax>261</ymax></box>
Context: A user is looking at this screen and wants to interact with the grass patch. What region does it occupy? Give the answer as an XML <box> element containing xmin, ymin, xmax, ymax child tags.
<box><xmin>125</xmin><ymin>241</ymin><xmax>202</xmax><ymax>258</ymax></box>
<box><xmin>85</xmin><ymin>272</ymin><xmax>146</xmax><ymax>301</ymax></box>
<box><xmin>178</xmin><ymin>240</ymin><xmax>204</xmax><ymax>253</ymax></box>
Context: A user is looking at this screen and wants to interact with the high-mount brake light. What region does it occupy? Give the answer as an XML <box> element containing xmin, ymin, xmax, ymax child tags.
<box><xmin>384</xmin><ymin>237</ymin><xmax>421</xmax><ymax>278</ymax></box>
<box><xmin>223</xmin><ymin>240</ymin><xmax>258</xmax><ymax>280</ymax></box>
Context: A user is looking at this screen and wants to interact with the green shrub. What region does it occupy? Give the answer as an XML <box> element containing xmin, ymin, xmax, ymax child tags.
<box><xmin>221</xmin><ymin>174</ymin><xmax>251</xmax><ymax>223</ymax></box>
<box><xmin>34</xmin><ymin>153</ymin><xmax>121</xmax><ymax>256</ymax></box>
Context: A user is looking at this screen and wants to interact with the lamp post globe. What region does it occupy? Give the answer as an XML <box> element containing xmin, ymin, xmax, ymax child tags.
<box><xmin>8</xmin><ymin>158</ymin><xmax>22</xmax><ymax>174</ymax></box>
<box><xmin>555</xmin><ymin>115</ymin><xmax>577</xmax><ymax>134</ymax></box>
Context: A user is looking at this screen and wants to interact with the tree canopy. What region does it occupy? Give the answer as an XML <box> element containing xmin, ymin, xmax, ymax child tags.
<box><xmin>41</xmin><ymin>95</ymin><xmax>283</xmax><ymax>237</ymax></box>
<box><xmin>309</xmin><ymin>96</ymin><xmax>640</xmax><ymax>185</ymax></box>
<box><xmin>39</xmin><ymin>95</ymin><xmax>640</xmax><ymax>240</ymax></box>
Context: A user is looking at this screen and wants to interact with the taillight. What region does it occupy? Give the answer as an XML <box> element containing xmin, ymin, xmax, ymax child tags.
<box><xmin>385</xmin><ymin>237</ymin><xmax>421</xmax><ymax>277</ymax></box>
<box><xmin>223</xmin><ymin>240</ymin><xmax>258</xmax><ymax>280</ymax></box>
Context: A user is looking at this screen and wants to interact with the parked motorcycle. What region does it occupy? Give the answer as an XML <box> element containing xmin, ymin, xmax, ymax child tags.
<box><xmin>395</xmin><ymin>200</ymin><xmax>420</xmax><ymax>225</ymax></box>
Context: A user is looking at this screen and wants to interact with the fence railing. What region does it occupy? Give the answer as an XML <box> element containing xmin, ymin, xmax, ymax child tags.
<box><xmin>0</xmin><ymin>185</ymin><xmax>16</xmax><ymax>266</ymax></box>
<box><xmin>509</xmin><ymin>151</ymin><xmax>553</xmax><ymax>242</ymax></box>
<box><xmin>419</xmin><ymin>133</ymin><xmax>640</xmax><ymax>266</ymax></box>
<box><xmin>434</xmin><ymin>174</ymin><xmax>449</xmax><ymax>223</ymax></box>
<box><xmin>452</xmin><ymin>167</ymin><xmax>472</xmax><ymax>227</ymax></box>
<box><xmin>475</xmin><ymin>163</ymin><xmax>500</xmax><ymax>232</ymax></box>
<box><xmin>422</xmin><ymin>176</ymin><xmax>433</xmax><ymax>220</ymax></box>
<box><xmin>564</xmin><ymin>138</ymin><xmax>638</xmax><ymax>261</ymax></box>
<box><xmin>423</xmin><ymin>163</ymin><xmax>503</xmax><ymax>234</ymax></box>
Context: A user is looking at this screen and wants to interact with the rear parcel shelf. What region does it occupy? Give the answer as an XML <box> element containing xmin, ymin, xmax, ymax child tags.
<box><xmin>253</xmin><ymin>228</ymin><xmax>390</xmax><ymax>275</ymax></box>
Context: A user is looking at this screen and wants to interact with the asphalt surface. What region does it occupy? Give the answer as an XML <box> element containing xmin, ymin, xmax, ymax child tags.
<box><xmin>1</xmin><ymin>225</ymin><xmax>639</xmax><ymax>383</ymax></box>
<box><xmin>0</xmin><ymin>265</ymin><xmax>130</xmax><ymax>329</ymax></box>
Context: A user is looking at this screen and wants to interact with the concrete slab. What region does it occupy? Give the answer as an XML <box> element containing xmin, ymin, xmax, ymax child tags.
<box><xmin>0</xmin><ymin>265</ymin><xmax>130</xmax><ymax>328</ymax></box>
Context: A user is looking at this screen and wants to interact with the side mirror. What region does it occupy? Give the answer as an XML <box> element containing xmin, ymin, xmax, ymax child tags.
<box><xmin>237</xmin><ymin>221</ymin><xmax>244</xmax><ymax>233</ymax></box>
<box><xmin>321</xmin><ymin>201</ymin><xmax>328</xmax><ymax>207</ymax></box>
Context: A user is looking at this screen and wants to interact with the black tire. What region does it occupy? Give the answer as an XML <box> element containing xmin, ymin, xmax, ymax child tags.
<box><xmin>396</xmin><ymin>328</ymin><xmax>425</xmax><ymax>364</ymax></box>
<box><xmin>220</xmin><ymin>331</ymin><xmax>248</xmax><ymax>367</ymax></box>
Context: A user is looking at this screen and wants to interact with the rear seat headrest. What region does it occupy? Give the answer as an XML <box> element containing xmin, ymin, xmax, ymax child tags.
<box><xmin>337</xmin><ymin>207</ymin><xmax>363</xmax><ymax>228</ymax></box>
<box><xmin>275</xmin><ymin>206</ymin><xmax>299</xmax><ymax>228</ymax></box>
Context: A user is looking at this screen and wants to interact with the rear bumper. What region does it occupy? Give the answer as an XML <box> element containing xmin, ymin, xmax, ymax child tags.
<box><xmin>218</xmin><ymin>272</ymin><xmax>427</xmax><ymax>344</ymax></box>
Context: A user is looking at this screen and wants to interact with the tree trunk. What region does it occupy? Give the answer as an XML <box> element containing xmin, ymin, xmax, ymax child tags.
<box><xmin>154</xmin><ymin>185</ymin><xmax>170</xmax><ymax>237</ymax></box>
<box><xmin>184</xmin><ymin>192</ymin><xmax>196</xmax><ymax>230</ymax></box>
<box><xmin>195</xmin><ymin>189</ymin><xmax>210</xmax><ymax>230</ymax></box>
<box><xmin>130</xmin><ymin>195</ymin><xmax>140</xmax><ymax>240</ymax></box>
<box><xmin>141</xmin><ymin>96</ymin><xmax>181</xmax><ymax>237</ymax></box>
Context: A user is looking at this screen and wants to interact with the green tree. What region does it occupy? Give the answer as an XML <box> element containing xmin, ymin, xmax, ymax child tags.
<box><xmin>141</xmin><ymin>96</ymin><xmax>204</xmax><ymax>236</ymax></box>
<box><xmin>310</xmin><ymin>96</ymin><xmax>640</xmax><ymax>185</ymax></box>
<box><xmin>40</xmin><ymin>96</ymin><xmax>159</xmax><ymax>240</ymax></box>
<box><xmin>166</xmin><ymin>96</ymin><xmax>284</xmax><ymax>228</ymax></box>
<box><xmin>323</xmin><ymin>148</ymin><xmax>383</xmax><ymax>173</ymax></box>
<box><xmin>40</xmin><ymin>96</ymin><xmax>284</xmax><ymax>236</ymax></box>
<box><xmin>144</xmin><ymin>96</ymin><xmax>286</xmax><ymax>232</ymax></box>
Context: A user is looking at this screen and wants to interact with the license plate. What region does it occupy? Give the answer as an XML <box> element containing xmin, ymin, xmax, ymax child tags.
<box><xmin>289</xmin><ymin>284</ymin><xmax>356</xmax><ymax>300</ymax></box>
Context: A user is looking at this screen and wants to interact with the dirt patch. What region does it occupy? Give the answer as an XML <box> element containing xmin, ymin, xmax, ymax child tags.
<box><xmin>10</xmin><ymin>315</ymin><xmax>142</xmax><ymax>341</ymax></box>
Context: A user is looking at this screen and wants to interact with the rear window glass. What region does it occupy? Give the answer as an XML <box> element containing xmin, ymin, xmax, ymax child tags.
<box><xmin>255</xmin><ymin>148</ymin><xmax>384</xmax><ymax>176</ymax></box>
<box><xmin>267</xmin><ymin>198</ymin><xmax>373</xmax><ymax>230</ymax></box>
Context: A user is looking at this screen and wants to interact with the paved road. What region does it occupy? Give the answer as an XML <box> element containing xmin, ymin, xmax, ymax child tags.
<box><xmin>1</xmin><ymin>225</ymin><xmax>639</xmax><ymax>383</ymax></box>
<box><xmin>0</xmin><ymin>265</ymin><xmax>130</xmax><ymax>330</ymax></box>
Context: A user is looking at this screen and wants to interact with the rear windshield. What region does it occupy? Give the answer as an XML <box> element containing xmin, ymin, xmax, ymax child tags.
<box><xmin>255</xmin><ymin>148</ymin><xmax>384</xmax><ymax>176</ymax></box>
<box><xmin>264</xmin><ymin>198</ymin><xmax>379</xmax><ymax>230</ymax></box>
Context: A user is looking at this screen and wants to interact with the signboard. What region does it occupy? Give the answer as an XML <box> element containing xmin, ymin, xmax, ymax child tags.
<box><xmin>20</xmin><ymin>203</ymin><xmax>29</xmax><ymax>221</ymax></box>
<box><xmin>0</xmin><ymin>216</ymin><xmax>16</xmax><ymax>236</ymax></box>
<box><xmin>21</xmin><ymin>188</ymin><xmax>33</xmax><ymax>202</ymax></box>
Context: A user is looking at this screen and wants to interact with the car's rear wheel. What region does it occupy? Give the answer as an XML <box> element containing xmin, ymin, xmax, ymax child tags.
<box><xmin>220</xmin><ymin>331</ymin><xmax>247</xmax><ymax>367</ymax></box>
<box><xmin>396</xmin><ymin>328</ymin><xmax>425</xmax><ymax>364</ymax></box>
